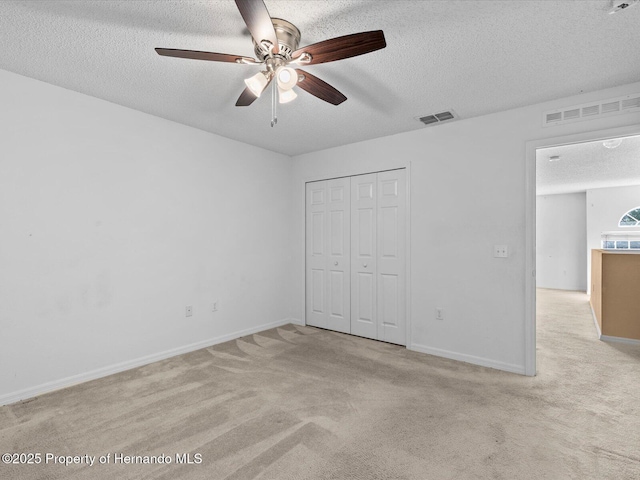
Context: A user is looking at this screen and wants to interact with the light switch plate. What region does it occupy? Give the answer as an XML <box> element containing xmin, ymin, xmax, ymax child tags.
<box><xmin>494</xmin><ymin>245</ymin><xmax>508</xmax><ymax>258</ymax></box>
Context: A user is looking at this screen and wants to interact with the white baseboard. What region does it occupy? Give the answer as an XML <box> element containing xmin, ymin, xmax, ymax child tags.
<box><xmin>600</xmin><ymin>335</ymin><xmax>640</xmax><ymax>346</ymax></box>
<box><xmin>0</xmin><ymin>318</ymin><xmax>296</xmax><ymax>407</ymax></box>
<box><xmin>409</xmin><ymin>343</ymin><xmax>526</xmax><ymax>375</ymax></box>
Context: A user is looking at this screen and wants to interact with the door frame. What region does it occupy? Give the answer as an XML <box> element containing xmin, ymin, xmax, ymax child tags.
<box><xmin>524</xmin><ymin>124</ymin><xmax>640</xmax><ymax>376</ymax></box>
<box><xmin>303</xmin><ymin>165</ymin><xmax>412</xmax><ymax>347</ymax></box>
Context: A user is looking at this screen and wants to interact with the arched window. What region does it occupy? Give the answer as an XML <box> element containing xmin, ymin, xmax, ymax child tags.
<box><xmin>619</xmin><ymin>207</ymin><xmax>640</xmax><ymax>227</ymax></box>
<box><xmin>602</xmin><ymin>207</ymin><xmax>640</xmax><ymax>249</ymax></box>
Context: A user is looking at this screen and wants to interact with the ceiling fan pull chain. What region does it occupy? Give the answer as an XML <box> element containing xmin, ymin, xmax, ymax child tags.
<box><xmin>271</xmin><ymin>77</ymin><xmax>278</xmax><ymax>127</ymax></box>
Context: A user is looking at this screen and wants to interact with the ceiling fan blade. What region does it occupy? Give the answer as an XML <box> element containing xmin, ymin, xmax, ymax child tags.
<box><xmin>235</xmin><ymin>87</ymin><xmax>258</xmax><ymax>106</ymax></box>
<box><xmin>235</xmin><ymin>0</ymin><xmax>279</xmax><ymax>54</ymax></box>
<box><xmin>291</xmin><ymin>30</ymin><xmax>386</xmax><ymax>65</ymax></box>
<box><xmin>295</xmin><ymin>69</ymin><xmax>346</xmax><ymax>105</ymax></box>
<box><xmin>155</xmin><ymin>48</ymin><xmax>256</xmax><ymax>64</ymax></box>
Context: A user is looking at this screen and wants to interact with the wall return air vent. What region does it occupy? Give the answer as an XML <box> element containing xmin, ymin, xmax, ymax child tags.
<box><xmin>417</xmin><ymin>110</ymin><xmax>458</xmax><ymax>126</ymax></box>
<box><xmin>543</xmin><ymin>92</ymin><xmax>640</xmax><ymax>127</ymax></box>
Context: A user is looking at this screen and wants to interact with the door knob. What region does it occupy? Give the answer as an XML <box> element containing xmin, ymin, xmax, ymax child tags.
<box><xmin>363</xmin><ymin>263</ymin><xmax>368</xmax><ymax>268</ymax></box>
<box><xmin>334</xmin><ymin>261</ymin><xmax>338</xmax><ymax>266</ymax></box>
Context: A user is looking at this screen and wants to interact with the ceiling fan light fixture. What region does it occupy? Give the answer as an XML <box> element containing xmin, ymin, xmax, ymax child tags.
<box><xmin>156</xmin><ymin>1</ymin><xmax>387</xmax><ymax>116</ymax></box>
<box><xmin>276</xmin><ymin>66</ymin><xmax>297</xmax><ymax>90</ymax></box>
<box><xmin>244</xmin><ymin>71</ymin><xmax>270</xmax><ymax>97</ymax></box>
<box><xmin>602</xmin><ymin>138</ymin><xmax>623</xmax><ymax>149</ymax></box>
<box><xmin>278</xmin><ymin>86</ymin><xmax>297</xmax><ymax>104</ymax></box>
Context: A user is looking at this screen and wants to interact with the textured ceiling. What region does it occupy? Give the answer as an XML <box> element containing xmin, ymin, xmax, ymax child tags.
<box><xmin>1</xmin><ymin>0</ymin><xmax>640</xmax><ymax>156</ymax></box>
<box><xmin>537</xmin><ymin>134</ymin><xmax>640</xmax><ymax>195</ymax></box>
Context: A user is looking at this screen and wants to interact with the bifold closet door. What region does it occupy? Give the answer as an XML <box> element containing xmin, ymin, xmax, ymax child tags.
<box><xmin>350</xmin><ymin>173</ymin><xmax>378</xmax><ymax>340</ymax></box>
<box><xmin>350</xmin><ymin>170</ymin><xmax>406</xmax><ymax>345</ymax></box>
<box><xmin>305</xmin><ymin>178</ymin><xmax>351</xmax><ymax>332</ymax></box>
<box><xmin>306</xmin><ymin>181</ymin><xmax>327</xmax><ymax>328</ymax></box>
<box><xmin>306</xmin><ymin>169</ymin><xmax>405</xmax><ymax>345</ymax></box>
<box><xmin>376</xmin><ymin>169</ymin><xmax>406</xmax><ymax>345</ymax></box>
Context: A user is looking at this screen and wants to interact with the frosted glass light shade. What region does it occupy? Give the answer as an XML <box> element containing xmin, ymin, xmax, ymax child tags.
<box><xmin>278</xmin><ymin>86</ymin><xmax>297</xmax><ymax>104</ymax></box>
<box><xmin>276</xmin><ymin>66</ymin><xmax>297</xmax><ymax>90</ymax></box>
<box><xmin>244</xmin><ymin>71</ymin><xmax>269</xmax><ymax>97</ymax></box>
<box><xmin>603</xmin><ymin>138</ymin><xmax>623</xmax><ymax>149</ymax></box>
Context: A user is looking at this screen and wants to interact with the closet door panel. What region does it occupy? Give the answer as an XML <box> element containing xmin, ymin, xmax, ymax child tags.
<box><xmin>351</xmin><ymin>174</ymin><xmax>377</xmax><ymax>339</ymax></box>
<box><xmin>306</xmin><ymin>181</ymin><xmax>328</xmax><ymax>328</ymax></box>
<box><xmin>326</xmin><ymin>178</ymin><xmax>351</xmax><ymax>333</ymax></box>
<box><xmin>377</xmin><ymin>170</ymin><xmax>406</xmax><ymax>345</ymax></box>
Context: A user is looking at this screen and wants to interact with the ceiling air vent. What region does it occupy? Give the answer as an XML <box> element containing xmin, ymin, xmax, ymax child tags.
<box><xmin>419</xmin><ymin>115</ymin><xmax>438</xmax><ymax>125</ymax></box>
<box><xmin>417</xmin><ymin>110</ymin><xmax>458</xmax><ymax>126</ymax></box>
<box><xmin>543</xmin><ymin>92</ymin><xmax>640</xmax><ymax>127</ymax></box>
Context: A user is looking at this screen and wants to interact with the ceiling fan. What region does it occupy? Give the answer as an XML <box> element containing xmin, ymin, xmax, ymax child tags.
<box><xmin>155</xmin><ymin>0</ymin><xmax>386</xmax><ymax>124</ymax></box>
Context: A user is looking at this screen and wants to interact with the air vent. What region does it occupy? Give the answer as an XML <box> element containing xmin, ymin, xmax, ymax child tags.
<box><xmin>435</xmin><ymin>111</ymin><xmax>454</xmax><ymax>121</ymax></box>
<box><xmin>418</xmin><ymin>115</ymin><xmax>438</xmax><ymax>125</ymax></box>
<box><xmin>563</xmin><ymin>109</ymin><xmax>579</xmax><ymax>120</ymax></box>
<box><xmin>417</xmin><ymin>110</ymin><xmax>458</xmax><ymax>126</ymax></box>
<box><xmin>547</xmin><ymin>112</ymin><xmax>562</xmax><ymax>122</ymax></box>
<box><xmin>602</xmin><ymin>101</ymin><xmax>620</xmax><ymax>114</ymax></box>
<box><xmin>582</xmin><ymin>105</ymin><xmax>600</xmax><ymax>116</ymax></box>
<box><xmin>543</xmin><ymin>92</ymin><xmax>640</xmax><ymax>127</ymax></box>
<box><xmin>622</xmin><ymin>97</ymin><xmax>640</xmax><ymax>110</ymax></box>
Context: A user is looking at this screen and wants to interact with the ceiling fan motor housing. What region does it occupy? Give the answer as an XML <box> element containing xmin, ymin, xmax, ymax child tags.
<box><xmin>253</xmin><ymin>18</ymin><xmax>301</xmax><ymax>60</ymax></box>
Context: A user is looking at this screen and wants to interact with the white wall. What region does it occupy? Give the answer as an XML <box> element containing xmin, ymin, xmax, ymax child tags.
<box><xmin>290</xmin><ymin>82</ymin><xmax>640</xmax><ymax>374</ymax></box>
<box><xmin>536</xmin><ymin>193</ymin><xmax>587</xmax><ymax>291</ymax></box>
<box><xmin>586</xmin><ymin>185</ymin><xmax>640</xmax><ymax>294</ymax></box>
<box><xmin>2</xmin><ymin>70</ymin><xmax>639</xmax><ymax>403</ymax></box>
<box><xmin>0</xmin><ymin>70</ymin><xmax>294</xmax><ymax>404</ymax></box>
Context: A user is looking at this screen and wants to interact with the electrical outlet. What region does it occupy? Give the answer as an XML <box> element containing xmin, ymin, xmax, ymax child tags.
<box><xmin>186</xmin><ymin>306</ymin><xmax>193</xmax><ymax>317</ymax></box>
<box><xmin>494</xmin><ymin>245</ymin><xmax>508</xmax><ymax>258</ymax></box>
<box><xmin>212</xmin><ymin>301</ymin><xmax>218</xmax><ymax>312</ymax></box>
<box><xmin>435</xmin><ymin>308</ymin><xmax>444</xmax><ymax>321</ymax></box>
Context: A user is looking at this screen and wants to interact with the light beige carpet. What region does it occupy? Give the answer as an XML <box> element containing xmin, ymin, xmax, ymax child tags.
<box><xmin>1</xmin><ymin>289</ymin><xmax>639</xmax><ymax>479</ymax></box>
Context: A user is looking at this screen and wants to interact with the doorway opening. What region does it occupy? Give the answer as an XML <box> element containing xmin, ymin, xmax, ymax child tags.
<box><xmin>526</xmin><ymin>125</ymin><xmax>640</xmax><ymax>374</ymax></box>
